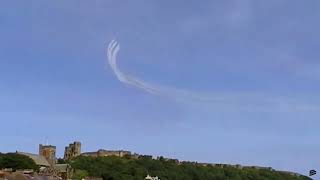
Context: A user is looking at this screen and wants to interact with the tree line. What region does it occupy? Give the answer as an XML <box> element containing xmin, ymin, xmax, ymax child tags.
<box><xmin>70</xmin><ymin>155</ymin><xmax>312</xmax><ymax>180</ymax></box>
<box><xmin>0</xmin><ymin>152</ymin><xmax>312</xmax><ymax>180</ymax></box>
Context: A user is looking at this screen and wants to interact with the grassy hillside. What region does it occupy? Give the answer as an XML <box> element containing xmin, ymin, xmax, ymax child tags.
<box><xmin>70</xmin><ymin>156</ymin><xmax>311</xmax><ymax>180</ymax></box>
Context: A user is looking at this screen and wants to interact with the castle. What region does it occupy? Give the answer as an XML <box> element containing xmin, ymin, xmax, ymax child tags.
<box><xmin>63</xmin><ymin>141</ymin><xmax>81</xmax><ymax>160</ymax></box>
<box><xmin>18</xmin><ymin>141</ymin><xmax>124</xmax><ymax>166</ymax></box>
<box><xmin>81</xmin><ymin>149</ymin><xmax>131</xmax><ymax>158</ymax></box>
<box><xmin>62</xmin><ymin>141</ymin><xmax>132</xmax><ymax>160</ymax></box>
<box><xmin>12</xmin><ymin>141</ymin><xmax>304</xmax><ymax>179</ymax></box>
<box><xmin>16</xmin><ymin>141</ymin><xmax>132</xmax><ymax>179</ymax></box>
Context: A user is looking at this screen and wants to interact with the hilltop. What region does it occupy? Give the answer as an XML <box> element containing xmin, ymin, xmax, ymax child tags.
<box><xmin>70</xmin><ymin>155</ymin><xmax>312</xmax><ymax>180</ymax></box>
<box><xmin>0</xmin><ymin>141</ymin><xmax>312</xmax><ymax>180</ymax></box>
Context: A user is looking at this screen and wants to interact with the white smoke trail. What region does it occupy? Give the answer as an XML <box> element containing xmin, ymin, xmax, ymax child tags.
<box><xmin>107</xmin><ymin>40</ymin><xmax>225</xmax><ymax>102</ymax></box>
<box><xmin>106</xmin><ymin>40</ymin><xmax>320</xmax><ymax>112</ymax></box>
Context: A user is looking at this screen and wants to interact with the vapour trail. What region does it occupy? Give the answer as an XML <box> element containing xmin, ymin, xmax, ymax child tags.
<box><xmin>106</xmin><ymin>40</ymin><xmax>320</xmax><ymax>111</ymax></box>
<box><xmin>107</xmin><ymin>40</ymin><xmax>225</xmax><ymax>102</ymax></box>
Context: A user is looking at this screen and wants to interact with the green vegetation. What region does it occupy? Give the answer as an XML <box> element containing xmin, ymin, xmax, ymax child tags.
<box><xmin>73</xmin><ymin>169</ymin><xmax>89</xmax><ymax>180</ymax></box>
<box><xmin>0</xmin><ymin>153</ymin><xmax>38</xmax><ymax>171</ymax></box>
<box><xmin>71</xmin><ymin>156</ymin><xmax>311</xmax><ymax>180</ymax></box>
<box><xmin>57</xmin><ymin>158</ymin><xmax>67</xmax><ymax>164</ymax></box>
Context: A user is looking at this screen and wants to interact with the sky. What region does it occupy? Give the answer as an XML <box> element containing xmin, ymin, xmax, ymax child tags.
<box><xmin>0</xmin><ymin>0</ymin><xmax>320</xmax><ymax>177</ymax></box>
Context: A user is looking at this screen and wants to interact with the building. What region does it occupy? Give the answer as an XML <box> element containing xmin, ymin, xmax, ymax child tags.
<box><xmin>54</xmin><ymin>164</ymin><xmax>73</xmax><ymax>180</ymax></box>
<box><xmin>157</xmin><ymin>157</ymin><xmax>179</xmax><ymax>163</ymax></box>
<box><xmin>16</xmin><ymin>152</ymin><xmax>50</xmax><ymax>167</ymax></box>
<box><xmin>64</xmin><ymin>141</ymin><xmax>81</xmax><ymax>160</ymax></box>
<box><xmin>81</xmin><ymin>149</ymin><xmax>131</xmax><ymax>158</ymax></box>
<box><xmin>145</xmin><ymin>175</ymin><xmax>160</xmax><ymax>180</ymax></box>
<box><xmin>39</xmin><ymin>144</ymin><xmax>57</xmax><ymax>165</ymax></box>
<box><xmin>243</xmin><ymin>166</ymin><xmax>274</xmax><ymax>171</ymax></box>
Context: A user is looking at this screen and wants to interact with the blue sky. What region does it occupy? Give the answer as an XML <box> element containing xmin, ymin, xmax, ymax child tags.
<box><xmin>1</xmin><ymin>0</ymin><xmax>320</xmax><ymax>176</ymax></box>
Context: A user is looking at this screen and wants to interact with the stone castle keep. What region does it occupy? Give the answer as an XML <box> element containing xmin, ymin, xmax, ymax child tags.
<box><xmin>17</xmin><ymin>141</ymin><xmax>132</xmax><ymax>179</ymax></box>
<box><xmin>15</xmin><ymin>142</ymin><xmax>151</xmax><ymax>179</ymax></box>
<box><xmin>64</xmin><ymin>141</ymin><xmax>81</xmax><ymax>160</ymax></box>
<box><xmin>63</xmin><ymin>141</ymin><xmax>132</xmax><ymax>160</ymax></box>
<box><xmin>24</xmin><ymin>141</ymin><xmax>133</xmax><ymax>166</ymax></box>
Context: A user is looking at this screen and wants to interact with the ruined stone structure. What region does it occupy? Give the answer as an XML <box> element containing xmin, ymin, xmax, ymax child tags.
<box><xmin>81</xmin><ymin>149</ymin><xmax>131</xmax><ymax>158</ymax></box>
<box><xmin>39</xmin><ymin>144</ymin><xmax>56</xmax><ymax>166</ymax></box>
<box><xmin>64</xmin><ymin>141</ymin><xmax>81</xmax><ymax>160</ymax></box>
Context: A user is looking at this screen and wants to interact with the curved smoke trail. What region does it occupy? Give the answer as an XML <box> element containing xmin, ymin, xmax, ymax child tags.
<box><xmin>107</xmin><ymin>40</ymin><xmax>225</xmax><ymax>102</ymax></box>
<box><xmin>106</xmin><ymin>40</ymin><xmax>320</xmax><ymax>111</ymax></box>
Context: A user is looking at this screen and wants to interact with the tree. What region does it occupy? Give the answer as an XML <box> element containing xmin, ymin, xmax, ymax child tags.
<box><xmin>0</xmin><ymin>153</ymin><xmax>38</xmax><ymax>171</ymax></box>
<box><xmin>57</xmin><ymin>158</ymin><xmax>67</xmax><ymax>164</ymax></box>
<box><xmin>73</xmin><ymin>170</ymin><xmax>89</xmax><ymax>180</ymax></box>
<box><xmin>70</xmin><ymin>156</ymin><xmax>312</xmax><ymax>180</ymax></box>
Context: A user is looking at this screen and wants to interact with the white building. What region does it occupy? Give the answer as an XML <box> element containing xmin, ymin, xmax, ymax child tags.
<box><xmin>145</xmin><ymin>175</ymin><xmax>160</xmax><ymax>180</ymax></box>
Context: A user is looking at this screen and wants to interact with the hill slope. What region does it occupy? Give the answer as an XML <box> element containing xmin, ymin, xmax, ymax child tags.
<box><xmin>70</xmin><ymin>156</ymin><xmax>311</xmax><ymax>180</ymax></box>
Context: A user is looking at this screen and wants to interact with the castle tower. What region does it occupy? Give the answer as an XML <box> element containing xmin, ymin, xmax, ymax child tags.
<box><xmin>39</xmin><ymin>144</ymin><xmax>56</xmax><ymax>165</ymax></box>
<box><xmin>73</xmin><ymin>141</ymin><xmax>81</xmax><ymax>156</ymax></box>
<box><xmin>64</xmin><ymin>141</ymin><xmax>81</xmax><ymax>160</ymax></box>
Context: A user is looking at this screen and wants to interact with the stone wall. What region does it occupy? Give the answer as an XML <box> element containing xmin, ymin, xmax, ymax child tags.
<box><xmin>81</xmin><ymin>149</ymin><xmax>131</xmax><ymax>158</ymax></box>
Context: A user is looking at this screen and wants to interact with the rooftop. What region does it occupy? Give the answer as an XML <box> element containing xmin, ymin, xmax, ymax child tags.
<box><xmin>16</xmin><ymin>152</ymin><xmax>50</xmax><ymax>167</ymax></box>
